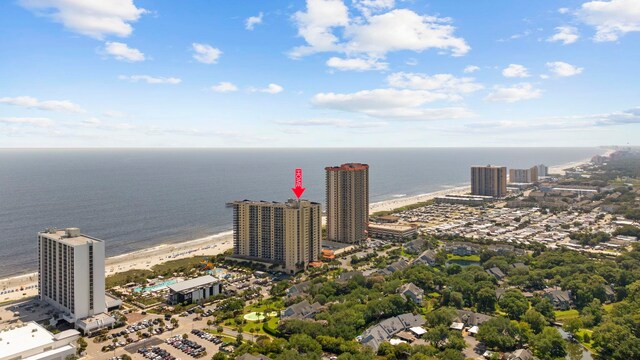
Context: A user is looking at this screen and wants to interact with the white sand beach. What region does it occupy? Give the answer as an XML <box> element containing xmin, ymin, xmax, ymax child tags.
<box><xmin>0</xmin><ymin>150</ymin><xmax>610</xmax><ymax>303</ymax></box>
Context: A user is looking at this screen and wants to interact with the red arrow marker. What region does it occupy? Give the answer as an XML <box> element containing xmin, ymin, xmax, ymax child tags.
<box><xmin>292</xmin><ymin>168</ymin><xmax>306</xmax><ymax>199</ymax></box>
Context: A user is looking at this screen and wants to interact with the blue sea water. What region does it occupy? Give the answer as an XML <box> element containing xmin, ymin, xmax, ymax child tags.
<box><xmin>0</xmin><ymin>147</ymin><xmax>602</xmax><ymax>277</ymax></box>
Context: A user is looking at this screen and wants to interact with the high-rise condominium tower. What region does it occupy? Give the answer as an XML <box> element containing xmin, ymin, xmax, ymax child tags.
<box><xmin>471</xmin><ymin>165</ymin><xmax>507</xmax><ymax>197</ymax></box>
<box><xmin>326</xmin><ymin>163</ymin><xmax>369</xmax><ymax>244</ymax></box>
<box><xmin>232</xmin><ymin>199</ymin><xmax>322</xmax><ymax>273</ymax></box>
<box><xmin>509</xmin><ymin>166</ymin><xmax>539</xmax><ymax>183</ymax></box>
<box><xmin>38</xmin><ymin>228</ymin><xmax>106</xmax><ymax>323</ymax></box>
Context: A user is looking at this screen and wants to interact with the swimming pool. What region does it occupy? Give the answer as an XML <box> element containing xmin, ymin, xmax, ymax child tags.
<box><xmin>134</xmin><ymin>279</ymin><xmax>178</xmax><ymax>293</ymax></box>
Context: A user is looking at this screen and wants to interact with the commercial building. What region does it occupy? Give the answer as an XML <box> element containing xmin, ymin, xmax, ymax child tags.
<box><xmin>326</xmin><ymin>163</ymin><xmax>369</xmax><ymax>244</ymax></box>
<box><xmin>471</xmin><ymin>165</ymin><xmax>507</xmax><ymax>197</ymax></box>
<box><xmin>435</xmin><ymin>194</ymin><xmax>493</xmax><ymax>205</ymax></box>
<box><xmin>367</xmin><ymin>224</ymin><xmax>418</xmax><ymax>241</ymax></box>
<box><xmin>167</xmin><ymin>275</ymin><xmax>221</xmax><ymax>305</ymax></box>
<box><xmin>0</xmin><ymin>322</ymin><xmax>80</xmax><ymax>360</ymax></box>
<box><xmin>509</xmin><ymin>166</ymin><xmax>539</xmax><ymax>183</ymax></box>
<box><xmin>537</xmin><ymin>164</ymin><xmax>549</xmax><ymax>177</ymax></box>
<box><xmin>38</xmin><ymin>228</ymin><xmax>114</xmax><ymax>333</ymax></box>
<box><xmin>231</xmin><ymin>199</ymin><xmax>322</xmax><ymax>273</ymax></box>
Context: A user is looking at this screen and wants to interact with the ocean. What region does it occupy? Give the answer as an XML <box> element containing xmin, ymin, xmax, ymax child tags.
<box><xmin>0</xmin><ymin>148</ymin><xmax>602</xmax><ymax>277</ymax></box>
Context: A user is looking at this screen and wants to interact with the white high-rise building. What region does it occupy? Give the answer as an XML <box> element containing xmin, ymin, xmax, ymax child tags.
<box><xmin>38</xmin><ymin>228</ymin><xmax>111</xmax><ymax>332</ymax></box>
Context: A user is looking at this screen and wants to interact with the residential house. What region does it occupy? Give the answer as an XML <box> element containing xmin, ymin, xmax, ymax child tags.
<box><xmin>398</xmin><ymin>283</ymin><xmax>424</xmax><ymax>304</ymax></box>
<box><xmin>360</xmin><ymin>313</ymin><xmax>426</xmax><ymax>352</ymax></box>
<box><xmin>544</xmin><ymin>288</ymin><xmax>573</xmax><ymax>310</ymax></box>
<box><xmin>486</xmin><ymin>267</ymin><xmax>506</xmax><ymax>280</ymax></box>
<box><xmin>281</xmin><ymin>300</ymin><xmax>322</xmax><ymax>319</ymax></box>
<box><xmin>413</xmin><ymin>249</ymin><xmax>437</xmax><ymax>266</ymax></box>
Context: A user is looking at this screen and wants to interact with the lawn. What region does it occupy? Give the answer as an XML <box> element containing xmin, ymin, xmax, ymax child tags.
<box><xmin>575</xmin><ymin>329</ymin><xmax>595</xmax><ymax>352</ymax></box>
<box><xmin>447</xmin><ymin>254</ymin><xmax>481</xmax><ymax>262</ymax></box>
<box><xmin>555</xmin><ymin>309</ymin><xmax>580</xmax><ymax>322</ymax></box>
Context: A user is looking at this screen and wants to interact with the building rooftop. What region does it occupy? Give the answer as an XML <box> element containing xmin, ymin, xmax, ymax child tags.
<box><xmin>0</xmin><ymin>322</ymin><xmax>79</xmax><ymax>359</ymax></box>
<box><xmin>168</xmin><ymin>275</ymin><xmax>218</xmax><ymax>293</ymax></box>
<box><xmin>37</xmin><ymin>227</ymin><xmax>102</xmax><ymax>247</ymax></box>
<box><xmin>325</xmin><ymin>163</ymin><xmax>369</xmax><ymax>171</ymax></box>
<box><xmin>230</xmin><ymin>199</ymin><xmax>320</xmax><ymax>208</ymax></box>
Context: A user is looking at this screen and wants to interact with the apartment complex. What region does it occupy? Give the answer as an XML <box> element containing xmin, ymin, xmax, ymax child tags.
<box><xmin>326</xmin><ymin>163</ymin><xmax>370</xmax><ymax>244</ymax></box>
<box><xmin>38</xmin><ymin>228</ymin><xmax>113</xmax><ymax>333</ymax></box>
<box><xmin>471</xmin><ymin>165</ymin><xmax>507</xmax><ymax>197</ymax></box>
<box><xmin>231</xmin><ymin>199</ymin><xmax>322</xmax><ymax>273</ymax></box>
<box><xmin>509</xmin><ymin>166</ymin><xmax>539</xmax><ymax>183</ymax></box>
<box><xmin>537</xmin><ymin>164</ymin><xmax>549</xmax><ymax>177</ymax></box>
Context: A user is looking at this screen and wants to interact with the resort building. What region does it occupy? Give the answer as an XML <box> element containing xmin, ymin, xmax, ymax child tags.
<box><xmin>231</xmin><ymin>199</ymin><xmax>322</xmax><ymax>273</ymax></box>
<box><xmin>509</xmin><ymin>166</ymin><xmax>539</xmax><ymax>183</ymax></box>
<box><xmin>537</xmin><ymin>164</ymin><xmax>549</xmax><ymax>177</ymax></box>
<box><xmin>367</xmin><ymin>223</ymin><xmax>418</xmax><ymax>241</ymax></box>
<box><xmin>471</xmin><ymin>165</ymin><xmax>507</xmax><ymax>197</ymax></box>
<box><xmin>0</xmin><ymin>322</ymin><xmax>80</xmax><ymax>360</ymax></box>
<box><xmin>38</xmin><ymin>228</ymin><xmax>114</xmax><ymax>333</ymax></box>
<box><xmin>435</xmin><ymin>194</ymin><xmax>494</xmax><ymax>205</ymax></box>
<box><xmin>167</xmin><ymin>275</ymin><xmax>222</xmax><ymax>305</ymax></box>
<box><xmin>325</xmin><ymin>163</ymin><xmax>369</xmax><ymax>244</ymax></box>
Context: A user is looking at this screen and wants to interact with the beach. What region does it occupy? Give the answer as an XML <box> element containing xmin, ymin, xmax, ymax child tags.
<box><xmin>0</xmin><ymin>151</ymin><xmax>606</xmax><ymax>304</ymax></box>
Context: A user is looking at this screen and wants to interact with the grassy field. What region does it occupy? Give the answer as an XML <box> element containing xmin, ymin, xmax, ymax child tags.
<box><xmin>447</xmin><ymin>254</ymin><xmax>481</xmax><ymax>262</ymax></box>
<box><xmin>576</xmin><ymin>329</ymin><xmax>595</xmax><ymax>351</ymax></box>
<box><xmin>555</xmin><ymin>309</ymin><xmax>580</xmax><ymax>322</ymax></box>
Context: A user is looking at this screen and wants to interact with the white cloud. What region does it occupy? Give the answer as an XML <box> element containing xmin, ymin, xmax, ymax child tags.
<box><xmin>558</xmin><ymin>8</ymin><xmax>570</xmax><ymax>14</ymax></box>
<box><xmin>290</xmin><ymin>1</ymin><xmax>469</xmax><ymax>59</ymax></box>
<box><xmin>290</xmin><ymin>0</ymin><xmax>350</xmax><ymax>57</ymax></box>
<box><xmin>276</xmin><ymin>118</ymin><xmax>386</xmax><ymax>128</ymax></box>
<box><xmin>547</xmin><ymin>26</ymin><xmax>580</xmax><ymax>44</ymax></box>
<box><xmin>386</xmin><ymin>72</ymin><xmax>483</xmax><ymax>94</ymax></box>
<box><xmin>326</xmin><ymin>56</ymin><xmax>388</xmax><ymax>71</ymax></box>
<box><xmin>211</xmin><ymin>82</ymin><xmax>238</xmax><ymax>93</ymax></box>
<box><xmin>344</xmin><ymin>9</ymin><xmax>470</xmax><ymax>57</ymax></box>
<box><xmin>18</xmin><ymin>0</ymin><xmax>146</xmax><ymax>39</ymax></box>
<box><xmin>192</xmin><ymin>43</ymin><xmax>222</xmax><ymax>64</ymax></box>
<box><xmin>0</xmin><ymin>96</ymin><xmax>84</xmax><ymax>112</ymax></box>
<box><xmin>104</xmin><ymin>42</ymin><xmax>145</xmax><ymax>62</ymax></box>
<box><xmin>546</xmin><ymin>61</ymin><xmax>584</xmax><ymax>77</ymax></box>
<box><xmin>485</xmin><ymin>83</ymin><xmax>542</xmax><ymax>103</ymax></box>
<box><xmin>118</xmin><ymin>75</ymin><xmax>181</xmax><ymax>84</ymax></box>
<box><xmin>463</xmin><ymin>65</ymin><xmax>480</xmax><ymax>73</ymax></box>
<box><xmin>312</xmin><ymin>88</ymin><xmax>473</xmax><ymax>120</ymax></box>
<box><xmin>250</xmin><ymin>83</ymin><xmax>284</xmax><ymax>94</ymax></box>
<box><xmin>502</xmin><ymin>64</ymin><xmax>530</xmax><ymax>78</ymax></box>
<box><xmin>405</xmin><ymin>58</ymin><xmax>418</xmax><ymax>66</ymax></box>
<box><xmin>353</xmin><ymin>0</ymin><xmax>395</xmax><ymax>16</ymax></box>
<box><xmin>0</xmin><ymin>116</ymin><xmax>53</xmax><ymax>127</ymax></box>
<box><xmin>577</xmin><ymin>0</ymin><xmax>640</xmax><ymax>41</ymax></box>
<box><xmin>245</xmin><ymin>12</ymin><xmax>263</xmax><ymax>30</ymax></box>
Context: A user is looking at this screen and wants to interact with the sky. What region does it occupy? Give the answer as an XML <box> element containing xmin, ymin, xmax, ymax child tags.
<box><xmin>0</xmin><ymin>0</ymin><xmax>639</xmax><ymax>148</ymax></box>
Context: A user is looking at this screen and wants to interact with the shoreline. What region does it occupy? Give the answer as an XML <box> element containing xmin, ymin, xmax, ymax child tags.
<box><xmin>0</xmin><ymin>150</ymin><xmax>609</xmax><ymax>303</ymax></box>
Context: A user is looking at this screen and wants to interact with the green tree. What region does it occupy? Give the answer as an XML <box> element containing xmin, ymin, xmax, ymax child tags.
<box><xmin>476</xmin><ymin>287</ymin><xmax>496</xmax><ymax>313</ymax></box>
<box><xmin>530</xmin><ymin>327</ymin><xmax>566</xmax><ymax>360</ymax></box>
<box><xmin>522</xmin><ymin>309</ymin><xmax>547</xmax><ymax>334</ymax></box>
<box><xmin>425</xmin><ymin>307</ymin><xmax>457</xmax><ymax>327</ymax></box>
<box><xmin>476</xmin><ymin>317</ymin><xmax>522</xmax><ymax>351</ymax></box>
<box><xmin>498</xmin><ymin>290</ymin><xmax>529</xmax><ymax>320</ymax></box>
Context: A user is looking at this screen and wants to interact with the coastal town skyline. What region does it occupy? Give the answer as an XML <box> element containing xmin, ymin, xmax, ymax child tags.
<box><xmin>1</xmin><ymin>0</ymin><xmax>640</xmax><ymax>148</ymax></box>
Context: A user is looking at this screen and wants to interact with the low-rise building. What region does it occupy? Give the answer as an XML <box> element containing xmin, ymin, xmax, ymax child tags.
<box><xmin>368</xmin><ymin>224</ymin><xmax>418</xmax><ymax>241</ymax></box>
<box><xmin>0</xmin><ymin>322</ymin><xmax>80</xmax><ymax>360</ymax></box>
<box><xmin>414</xmin><ymin>249</ymin><xmax>437</xmax><ymax>266</ymax></box>
<box><xmin>544</xmin><ymin>288</ymin><xmax>573</xmax><ymax>310</ymax></box>
<box><xmin>398</xmin><ymin>283</ymin><xmax>424</xmax><ymax>304</ymax></box>
<box><xmin>360</xmin><ymin>313</ymin><xmax>425</xmax><ymax>352</ymax></box>
<box><xmin>281</xmin><ymin>300</ymin><xmax>322</xmax><ymax>319</ymax></box>
<box><xmin>167</xmin><ymin>275</ymin><xmax>221</xmax><ymax>305</ymax></box>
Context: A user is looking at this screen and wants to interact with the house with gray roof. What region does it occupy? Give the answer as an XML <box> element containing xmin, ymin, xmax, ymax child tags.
<box><xmin>360</xmin><ymin>313</ymin><xmax>426</xmax><ymax>352</ymax></box>
<box><xmin>455</xmin><ymin>310</ymin><xmax>493</xmax><ymax>327</ymax></box>
<box><xmin>413</xmin><ymin>249</ymin><xmax>437</xmax><ymax>266</ymax></box>
<box><xmin>286</xmin><ymin>281</ymin><xmax>313</xmax><ymax>297</ymax></box>
<box><xmin>544</xmin><ymin>288</ymin><xmax>573</xmax><ymax>310</ymax></box>
<box><xmin>281</xmin><ymin>300</ymin><xmax>322</xmax><ymax>319</ymax></box>
<box><xmin>398</xmin><ymin>283</ymin><xmax>424</xmax><ymax>304</ymax></box>
<box><xmin>486</xmin><ymin>266</ymin><xmax>506</xmax><ymax>280</ymax></box>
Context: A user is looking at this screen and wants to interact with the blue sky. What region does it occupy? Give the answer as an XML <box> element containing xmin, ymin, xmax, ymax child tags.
<box><xmin>0</xmin><ymin>0</ymin><xmax>639</xmax><ymax>147</ymax></box>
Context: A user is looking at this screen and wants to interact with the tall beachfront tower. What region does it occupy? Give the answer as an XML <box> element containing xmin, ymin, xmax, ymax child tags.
<box><xmin>471</xmin><ymin>165</ymin><xmax>507</xmax><ymax>197</ymax></box>
<box><xmin>231</xmin><ymin>199</ymin><xmax>322</xmax><ymax>273</ymax></box>
<box><xmin>509</xmin><ymin>166</ymin><xmax>539</xmax><ymax>183</ymax></box>
<box><xmin>38</xmin><ymin>228</ymin><xmax>106</xmax><ymax>323</ymax></box>
<box><xmin>325</xmin><ymin>163</ymin><xmax>370</xmax><ymax>244</ymax></box>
